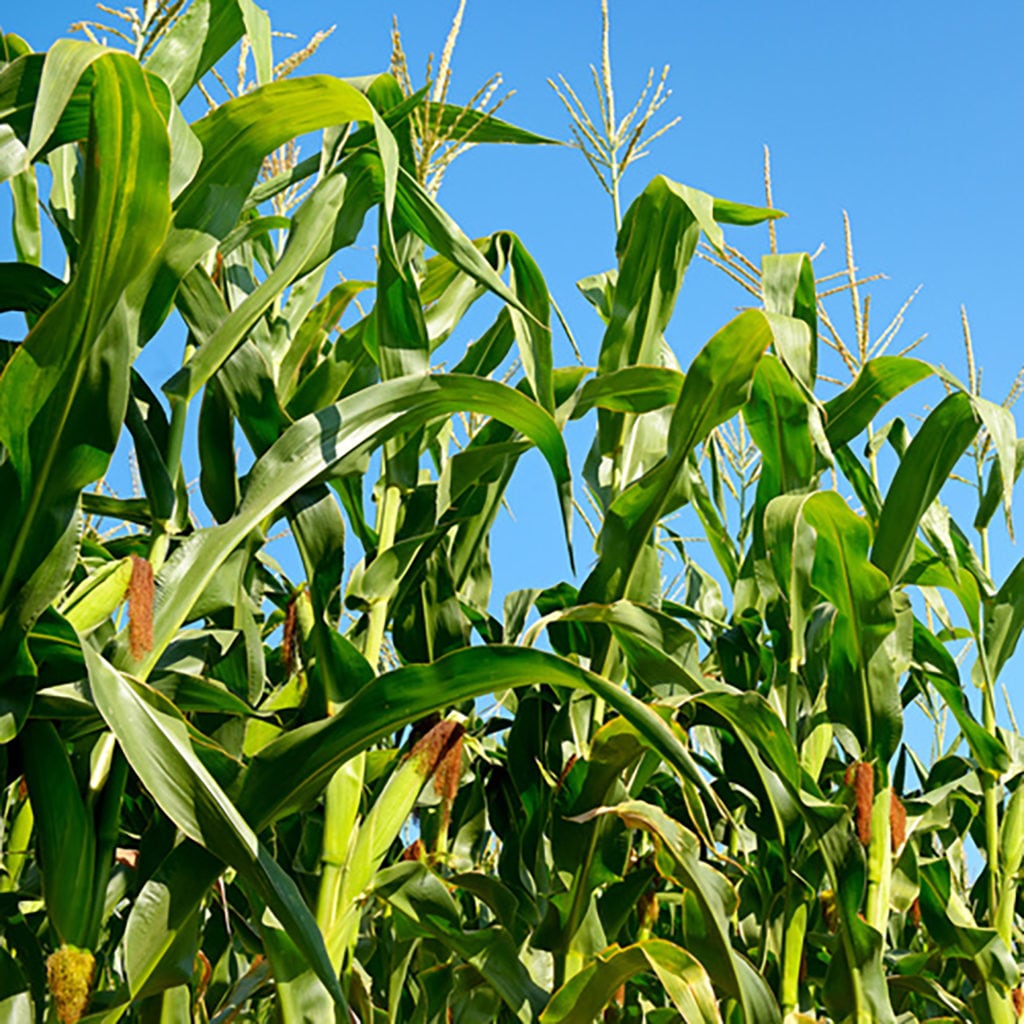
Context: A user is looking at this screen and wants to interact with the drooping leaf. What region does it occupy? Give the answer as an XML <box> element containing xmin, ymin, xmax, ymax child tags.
<box><xmin>540</xmin><ymin>940</ymin><xmax>722</xmax><ymax>1024</ymax></box>
<box><xmin>822</xmin><ymin>357</ymin><xmax>932</xmax><ymax>449</ymax></box>
<box><xmin>801</xmin><ymin>491</ymin><xmax>903</xmax><ymax>760</ymax></box>
<box><xmin>0</xmin><ymin>52</ymin><xmax>171</xmax><ymax>665</ymax></box>
<box><xmin>84</xmin><ymin>647</ymin><xmax>348</xmax><ymax>1012</ymax></box>
<box><xmin>871</xmin><ymin>391</ymin><xmax>979</xmax><ymax>583</ymax></box>
<box><xmin>573</xmin><ymin>801</ymin><xmax>779</xmax><ymax>1024</ymax></box>
<box><xmin>237</xmin><ymin>645</ymin><xmax>721</xmax><ymax>830</ymax></box>
<box><xmin>581</xmin><ymin>309</ymin><xmax>775</xmax><ymax>606</ymax></box>
<box><xmin>128</xmin><ymin>375</ymin><xmax>572</xmax><ymax>676</ymax></box>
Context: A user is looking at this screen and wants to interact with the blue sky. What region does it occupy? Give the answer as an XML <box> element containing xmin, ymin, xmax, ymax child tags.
<box><xmin>4</xmin><ymin>1</ymin><xmax>1023</xmax><ymax>626</ymax></box>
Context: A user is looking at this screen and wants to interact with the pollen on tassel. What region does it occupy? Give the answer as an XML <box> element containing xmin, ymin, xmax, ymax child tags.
<box><xmin>853</xmin><ymin>761</ymin><xmax>874</xmax><ymax>846</ymax></box>
<box><xmin>127</xmin><ymin>555</ymin><xmax>154</xmax><ymax>660</ymax></box>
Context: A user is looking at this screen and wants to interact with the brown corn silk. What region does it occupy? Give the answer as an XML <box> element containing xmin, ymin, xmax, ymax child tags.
<box><xmin>127</xmin><ymin>555</ymin><xmax>154</xmax><ymax>659</ymax></box>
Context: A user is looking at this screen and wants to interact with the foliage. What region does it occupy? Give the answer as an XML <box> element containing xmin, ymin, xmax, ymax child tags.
<box><xmin>0</xmin><ymin>3</ymin><xmax>1022</xmax><ymax>1023</ymax></box>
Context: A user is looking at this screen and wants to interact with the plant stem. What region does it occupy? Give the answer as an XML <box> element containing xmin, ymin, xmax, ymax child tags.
<box><xmin>149</xmin><ymin>337</ymin><xmax>196</xmax><ymax>571</ymax></box>
<box><xmin>611</xmin><ymin>170</ymin><xmax>622</xmax><ymax>233</ymax></box>
<box><xmin>780</xmin><ymin>895</ymin><xmax>807</xmax><ymax>1016</ymax></box>
<box><xmin>0</xmin><ymin>794</ymin><xmax>33</xmax><ymax>894</ymax></box>
<box><xmin>983</xmin><ymin>683</ymin><xmax>1001</xmax><ymax>916</ymax></box>
<box><xmin>979</xmin><ymin>526</ymin><xmax>1001</xmax><ymax>918</ymax></box>
<box><xmin>86</xmin><ymin>747</ymin><xmax>128</xmax><ymax>948</ymax></box>
<box><xmin>362</xmin><ymin>484</ymin><xmax>402</xmax><ymax>672</ymax></box>
<box><xmin>865</xmin><ymin>783</ymin><xmax>892</xmax><ymax>936</ymax></box>
<box><xmin>318</xmin><ymin>481</ymin><xmax>403</xmax><ymax>962</ymax></box>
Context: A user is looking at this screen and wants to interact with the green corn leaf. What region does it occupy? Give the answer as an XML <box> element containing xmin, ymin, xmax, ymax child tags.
<box><xmin>541</xmin><ymin>940</ymin><xmax>721</xmax><ymax>1023</ymax></box>
<box><xmin>237</xmin><ymin>645</ymin><xmax>721</xmax><ymax>835</ymax></box>
<box><xmin>744</xmin><ymin>354</ymin><xmax>817</xmax><ymax>505</ymax></box>
<box><xmin>22</xmin><ymin>41</ymin><xmax>104</xmax><ymax>157</ymax></box>
<box><xmin>979</xmin><ymin>557</ymin><xmax>1024</xmax><ymax>687</ymax></box>
<box><xmin>871</xmin><ymin>392</ymin><xmax>979</xmax><ymax>583</ymax></box>
<box><xmin>764</xmin><ymin>494</ymin><xmax>818</xmax><ymax>668</ymax></box>
<box><xmin>9</xmin><ymin>166</ymin><xmax>39</xmax><ymax>267</ymax></box>
<box><xmin>581</xmin><ymin>308</ymin><xmax>775</xmax><ymax>606</ymax></box>
<box><xmin>125</xmin><ymin>375</ymin><xmax>571</xmax><ymax>676</ymax></box>
<box><xmin>119</xmin><ymin>845</ymin><xmax>216</xmax><ymax>1008</ymax></box>
<box><xmin>83</xmin><ymin>647</ymin><xmax>348</xmax><ymax>1012</ymax></box>
<box><xmin>823</xmin><ymin>357</ymin><xmax>932</xmax><ymax>449</ymax></box>
<box><xmin>573</xmin><ymin>801</ymin><xmax>779</xmax><ymax>1024</ymax></box>
<box><xmin>528</xmin><ymin>600</ymin><xmax>841</xmax><ymax>830</ymax></box>
<box><xmin>762</xmin><ymin>253</ymin><xmax>817</xmax><ymax>388</ymax></box>
<box><xmin>145</xmin><ymin>0</ymin><xmax>269</xmax><ymax>102</ymax></box>
<box><xmin>372</xmin><ymin>861</ymin><xmax>546</xmax><ymax>1023</ymax></box>
<box><xmin>801</xmin><ymin>491</ymin><xmax>904</xmax><ymax>761</ymax></box>
<box><xmin>971</xmin><ymin>394</ymin><xmax>1018</xmax><ymax>535</ymax></box>
<box><xmin>132</xmin><ymin>76</ymin><xmax>398</xmax><ymax>354</ymax></box>
<box><xmin>166</xmin><ymin>153</ymin><xmax>381</xmax><ymax>401</ymax></box>
<box><xmin>174</xmin><ymin>75</ymin><xmax>396</xmax><ymax>239</ymax></box>
<box><xmin>918</xmin><ymin>856</ymin><xmax>1017</xmax><ymax>991</ymax></box>
<box><xmin>0</xmin><ymin>262</ymin><xmax>61</xmax><ymax>313</ymax></box>
<box><xmin>597</xmin><ymin>176</ymin><xmax>718</xmax><ymax>382</ymax></box>
<box><xmin>0</xmin><ymin>52</ymin><xmax>171</xmax><ymax>665</ymax></box>
<box><xmin>431</xmin><ymin>104</ymin><xmax>559</xmax><ymax>145</ymax></box>
<box><xmin>711</xmin><ymin>198</ymin><xmax>785</xmax><ymax>225</ymax></box>
<box><xmin>20</xmin><ymin>722</ymin><xmax>95</xmax><ymax>946</ymax></box>
<box><xmin>570</xmin><ymin>366</ymin><xmax>684</xmax><ymax>418</ymax></box>
<box><xmin>393</xmin><ymin>190</ymin><xmax>555</xmax><ymax>407</ymax></box>
<box><xmin>911</xmin><ymin>619</ymin><xmax>1008</xmax><ymax>774</ymax></box>
<box><xmin>976</xmin><ymin>438</ymin><xmax>1024</xmax><ymax>532</ymax></box>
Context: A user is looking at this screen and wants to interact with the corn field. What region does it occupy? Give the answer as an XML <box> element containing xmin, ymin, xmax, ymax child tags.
<box><xmin>0</xmin><ymin>2</ymin><xmax>1022</xmax><ymax>1022</ymax></box>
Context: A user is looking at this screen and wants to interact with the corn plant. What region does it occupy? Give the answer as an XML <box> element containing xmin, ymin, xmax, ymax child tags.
<box><xmin>1</xmin><ymin>2</ymin><xmax>1023</xmax><ymax>1023</ymax></box>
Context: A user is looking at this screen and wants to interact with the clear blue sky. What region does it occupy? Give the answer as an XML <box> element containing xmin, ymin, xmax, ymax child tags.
<box><xmin>5</xmin><ymin>1</ymin><xmax>1024</xmax><ymax>605</ymax></box>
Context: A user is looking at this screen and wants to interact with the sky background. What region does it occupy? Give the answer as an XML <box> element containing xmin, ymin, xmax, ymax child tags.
<box><xmin>4</xmin><ymin>1</ymin><xmax>1024</xmax><ymax>719</ymax></box>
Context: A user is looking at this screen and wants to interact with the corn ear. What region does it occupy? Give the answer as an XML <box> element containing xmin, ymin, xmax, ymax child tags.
<box><xmin>59</xmin><ymin>557</ymin><xmax>132</xmax><ymax>634</ymax></box>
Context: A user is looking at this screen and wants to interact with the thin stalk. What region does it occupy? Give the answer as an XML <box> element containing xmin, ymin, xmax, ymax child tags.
<box><xmin>315</xmin><ymin>754</ymin><xmax>364</xmax><ymax>965</ymax></box>
<box><xmin>866</xmin><ymin>420</ymin><xmax>879</xmax><ymax>486</ymax></box>
<box><xmin>318</xmin><ymin>481</ymin><xmax>403</xmax><ymax>960</ymax></box>
<box><xmin>780</xmin><ymin>896</ymin><xmax>807</xmax><ymax>1016</ymax></box>
<box><xmin>784</xmin><ymin>661</ymin><xmax>800</xmax><ymax>743</ymax></box>
<box><xmin>0</xmin><ymin>794</ymin><xmax>33</xmax><ymax>893</ymax></box>
<box><xmin>86</xmin><ymin>746</ymin><xmax>129</xmax><ymax>948</ymax></box>
<box><xmin>362</xmin><ymin>484</ymin><xmax>403</xmax><ymax>671</ymax></box>
<box><xmin>149</xmin><ymin>338</ymin><xmax>196</xmax><ymax>571</ymax></box>
<box><xmin>555</xmin><ymin>815</ymin><xmax>605</xmax><ymax>989</ymax></box>
<box><xmin>982</xmin><ymin>683</ymin><xmax>1001</xmax><ymax>917</ymax></box>
<box><xmin>996</xmin><ymin>782</ymin><xmax>1024</xmax><ymax>947</ymax></box>
<box><xmin>865</xmin><ymin>783</ymin><xmax>892</xmax><ymax>935</ymax></box>
<box><xmin>979</xmin><ymin>528</ymin><xmax>1001</xmax><ymax>918</ymax></box>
